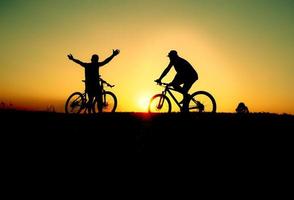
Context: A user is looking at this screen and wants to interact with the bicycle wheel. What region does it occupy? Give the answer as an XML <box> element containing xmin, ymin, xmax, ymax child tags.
<box><xmin>188</xmin><ymin>91</ymin><xmax>216</xmax><ymax>113</ymax></box>
<box><xmin>148</xmin><ymin>94</ymin><xmax>171</xmax><ymax>113</ymax></box>
<box><xmin>65</xmin><ymin>92</ymin><xmax>86</xmax><ymax>114</ymax></box>
<box><xmin>93</xmin><ymin>91</ymin><xmax>117</xmax><ymax>113</ymax></box>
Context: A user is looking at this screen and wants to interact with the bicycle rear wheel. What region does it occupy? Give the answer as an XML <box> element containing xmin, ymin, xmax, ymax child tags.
<box><xmin>65</xmin><ymin>92</ymin><xmax>86</xmax><ymax>114</ymax></box>
<box><xmin>93</xmin><ymin>91</ymin><xmax>117</xmax><ymax>113</ymax></box>
<box><xmin>188</xmin><ymin>91</ymin><xmax>216</xmax><ymax>113</ymax></box>
<box><xmin>148</xmin><ymin>94</ymin><xmax>171</xmax><ymax>113</ymax></box>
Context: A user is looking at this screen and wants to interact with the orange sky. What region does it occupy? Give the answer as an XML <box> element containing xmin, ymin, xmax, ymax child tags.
<box><xmin>0</xmin><ymin>0</ymin><xmax>293</xmax><ymax>114</ymax></box>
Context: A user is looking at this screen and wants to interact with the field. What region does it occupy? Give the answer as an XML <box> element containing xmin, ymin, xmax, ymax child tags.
<box><xmin>1</xmin><ymin>109</ymin><xmax>293</xmax><ymax>184</ymax></box>
<box><xmin>1</xmin><ymin>110</ymin><xmax>293</xmax><ymax>159</ymax></box>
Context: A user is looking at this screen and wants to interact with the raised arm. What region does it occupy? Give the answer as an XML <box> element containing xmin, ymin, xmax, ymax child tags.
<box><xmin>67</xmin><ymin>54</ymin><xmax>85</xmax><ymax>66</ymax></box>
<box><xmin>155</xmin><ymin>62</ymin><xmax>173</xmax><ymax>83</ymax></box>
<box><xmin>99</xmin><ymin>49</ymin><xmax>120</xmax><ymax>66</ymax></box>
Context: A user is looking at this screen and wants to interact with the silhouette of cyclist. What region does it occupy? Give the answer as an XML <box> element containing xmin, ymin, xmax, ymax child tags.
<box><xmin>155</xmin><ymin>50</ymin><xmax>198</xmax><ymax>112</ymax></box>
<box><xmin>67</xmin><ymin>49</ymin><xmax>120</xmax><ymax>112</ymax></box>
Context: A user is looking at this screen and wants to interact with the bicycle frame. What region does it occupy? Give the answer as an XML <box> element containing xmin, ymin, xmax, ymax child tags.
<box><xmin>100</xmin><ymin>77</ymin><xmax>114</xmax><ymax>89</ymax></box>
<box><xmin>160</xmin><ymin>84</ymin><xmax>183</xmax><ymax>110</ymax></box>
<box><xmin>82</xmin><ymin>77</ymin><xmax>115</xmax><ymax>111</ymax></box>
<box><xmin>65</xmin><ymin>76</ymin><xmax>117</xmax><ymax>114</ymax></box>
<box><xmin>82</xmin><ymin>77</ymin><xmax>114</xmax><ymax>95</ymax></box>
<box><xmin>150</xmin><ymin>82</ymin><xmax>216</xmax><ymax>113</ymax></box>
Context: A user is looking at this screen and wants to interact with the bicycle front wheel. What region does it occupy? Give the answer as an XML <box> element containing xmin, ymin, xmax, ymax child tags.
<box><xmin>65</xmin><ymin>92</ymin><xmax>86</xmax><ymax>114</ymax></box>
<box><xmin>148</xmin><ymin>94</ymin><xmax>171</xmax><ymax>113</ymax></box>
<box><xmin>93</xmin><ymin>91</ymin><xmax>117</xmax><ymax>113</ymax></box>
<box><xmin>188</xmin><ymin>91</ymin><xmax>216</xmax><ymax>113</ymax></box>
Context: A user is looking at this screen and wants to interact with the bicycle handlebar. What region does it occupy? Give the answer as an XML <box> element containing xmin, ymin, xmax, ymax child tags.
<box><xmin>82</xmin><ymin>78</ymin><xmax>115</xmax><ymax>88</ymax></box>
<box><xmin>155</xmin><ymin>81</ymin><xmax>170</xmax><ymax>86</ymax></box>
<box><xmin>100</xmin><ymin>78</ymin><xmax>115</xmax><ymax>88</ymax></box>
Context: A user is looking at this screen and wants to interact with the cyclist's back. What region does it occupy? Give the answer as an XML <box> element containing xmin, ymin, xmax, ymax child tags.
<box><xmin>83</xmin><ymin>62</ymin><xmax>99</xmax><ymax>86</ymax></box>
<box><xmin>156</xmin><ymin>50</ymin><xmax>198</xmax><ymax>90</ymax></box>
<box><xmin>80</xmin><ymin>62</ymin><xmax>101</xmax><ymax>96</ymax></box>
<box><xmin>171</xmin><ymin>56</ymin><xmax>198</xmax><ymax>81</ymax></box>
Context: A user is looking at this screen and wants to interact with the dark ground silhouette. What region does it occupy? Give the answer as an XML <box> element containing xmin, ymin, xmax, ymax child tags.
<box><xmin>1</xmin><ymin>110</ymin><xmax>293</xmax><ymax>177</ymax></box>
<box><xmin>1</xmin><ymin>110</ymin><xmax>293</xmax><ymax>157</ymax></box>
<box><xmin>1</xmin><ymin>110</ymin><xmax>292</xmax><ymax>191</ymax></box>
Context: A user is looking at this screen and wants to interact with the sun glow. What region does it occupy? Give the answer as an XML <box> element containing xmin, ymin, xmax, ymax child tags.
<box><xmin>0</xmin><ymin>1</ymin><xmax>293</xmax><ymax>114</ymax></box>
<box><xmin>137</xmin><ymin>95</ymin><xmax>151</xmax><ymax>112</ymax></box>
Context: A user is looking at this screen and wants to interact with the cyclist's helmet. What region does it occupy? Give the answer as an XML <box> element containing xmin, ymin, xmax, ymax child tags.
<box><xmin>168</xmin><ymin>50</ymin><xmax>178</xmax><ymax>58</ymax></box>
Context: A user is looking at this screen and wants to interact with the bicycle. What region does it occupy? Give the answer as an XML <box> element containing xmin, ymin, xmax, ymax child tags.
<box><xmin>65</xmin><ymin>77</ymin><xmax>117</xmax><ymax>114</ymax></box>
<box><xmin>148</xmin><ymin>81</ymin><xmax>216</xmax><ymax>113</ymax></box>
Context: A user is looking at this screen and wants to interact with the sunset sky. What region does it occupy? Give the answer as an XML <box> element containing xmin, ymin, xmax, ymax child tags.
<box><xmin>0</xmin><ymin>0</ymin><xmax>293</xmax><ymax>114</ymax></box>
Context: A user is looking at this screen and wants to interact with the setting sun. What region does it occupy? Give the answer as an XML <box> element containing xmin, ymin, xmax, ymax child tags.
<box><xmin>137</xmin><ymin>95</ymin><xmax>151</xmax><ymax>112</ymax></box>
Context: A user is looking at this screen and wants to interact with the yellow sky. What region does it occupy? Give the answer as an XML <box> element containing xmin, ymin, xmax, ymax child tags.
<box><xmin>0</xmin><ymin>0</ymin><xmax>293</xmax><ymax>114</ymax></box>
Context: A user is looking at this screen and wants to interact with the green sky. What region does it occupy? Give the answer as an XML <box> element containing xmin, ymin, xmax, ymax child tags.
<box><xmin>0</xmin><ymin>0</ymin><xmax>293</xmax><ymax>113</ymax></box>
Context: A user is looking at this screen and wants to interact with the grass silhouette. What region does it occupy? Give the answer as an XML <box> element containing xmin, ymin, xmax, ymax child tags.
<box><xmin>1</xmin><ymin>110</ymin><xmax>292</xmax><ymax>157</ymax></box>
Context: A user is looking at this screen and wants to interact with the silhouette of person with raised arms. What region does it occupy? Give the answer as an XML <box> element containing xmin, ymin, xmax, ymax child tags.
<box><xmin>155</xmin><ymin>50</ymin><xmax>198</xmax><ymax>112</ymax></box>
<box><xmin>67</xmin><ymin>49</ymin><xmax>120</xmax><ymax>113</ymax></box>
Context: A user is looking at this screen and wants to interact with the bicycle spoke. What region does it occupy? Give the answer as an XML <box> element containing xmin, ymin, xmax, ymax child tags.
<box><xmin>188</xmin><ymin>91</ymin><xmax>216</xmax><ymax>113</ymax></box>
<box><xmin>65</xmin><ymin>92</ymin><xmax>85</xmax><ymax>114</ymax></box>
<box><xmin>149</xmin><ymin>94</ymin><xmax>171</xmax><ymax>113</ymax></box>
<box><xmin>93</xmin><ymin>91</ymin><xmax>117</xmax><ymax>113</ymax></box>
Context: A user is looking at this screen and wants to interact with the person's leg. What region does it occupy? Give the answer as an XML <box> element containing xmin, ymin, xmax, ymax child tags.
<box><xmin>96</xmin><ymin>89</ymin><xmax>103</xmax><ymax>112</ymax></box>
<box><xmin>171</xmin><ymin>75</ymin><xmax>189</xmax><ymax>112</ymax></box>
<box><xmin>170</xmin><ymin>74</ymin><xmax>184</xmax><ymax>94</ymax></box>
<box><xmin>87</xmin><ymin>94</ymin><xmax>94</xmax><ymax>113</ymax></box>
<box><xmin>181</xmin><ymin>77</ymin><xmax>197</xmax><ymax>112</ymax></box>
<box><xmin>182</xmin><ymin>78</ymin><xmax>195</xmax><ymax>94</ymax></box>
<box><xmin>86</xmin><ymin>84</ymin><xmax>96</xmax><ymax>113</ymax></box>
